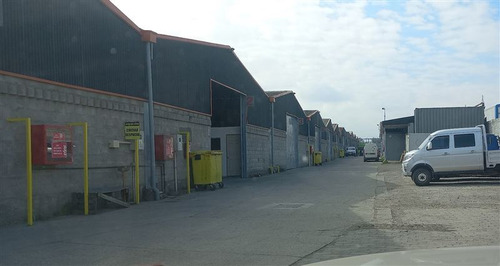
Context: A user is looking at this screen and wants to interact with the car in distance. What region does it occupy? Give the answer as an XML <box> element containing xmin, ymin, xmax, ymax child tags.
<box><xmin>346</xmin><ymin>146</ymin><xmax>357</xmax><ymax>156</ymax></box>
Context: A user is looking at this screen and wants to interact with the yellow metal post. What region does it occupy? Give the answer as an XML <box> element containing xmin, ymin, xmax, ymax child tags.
<box><xmin>7</xmin><ymin>117</ymin><xmax>33</xmax><ymax>226</ymax></box>
<box><xmin>134</xmin><ymin>139</ymin><xmax>140</xmax><ymax>204</ymax></box>
<box><xmin>69</xmin><ymin>122</ymin><xmax>89</xmax><ymax>215</ymax></box>
<box><xmin>180</xmin><ymin>132</ymin><xmax>190</xmax><ymax>194</ymax></box>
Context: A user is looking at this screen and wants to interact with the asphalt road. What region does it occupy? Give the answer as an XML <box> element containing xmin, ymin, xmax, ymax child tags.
<box><xmin>1</xmin><ymin>157</ymin><xmax>498</xmax><ymax>265</ymax></box>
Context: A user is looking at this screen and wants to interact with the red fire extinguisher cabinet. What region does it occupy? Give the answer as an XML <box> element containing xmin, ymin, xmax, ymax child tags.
<box><xmin>31</xmin><ymin>125</ymin><xmax>73</xmax><ymax>165</ymax></box>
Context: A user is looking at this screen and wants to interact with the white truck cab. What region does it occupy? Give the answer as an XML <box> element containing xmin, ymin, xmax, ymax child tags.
<box><xmin>402</xmin><ymin>125</ymin><xmax>500</xmax><ymax>186</ymax></box>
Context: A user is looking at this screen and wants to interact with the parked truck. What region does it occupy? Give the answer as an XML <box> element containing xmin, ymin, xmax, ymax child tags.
<box><xmin>402</xmin><ymin>125</ymin><xmax>500</xmax><ymax>186</ymax></box>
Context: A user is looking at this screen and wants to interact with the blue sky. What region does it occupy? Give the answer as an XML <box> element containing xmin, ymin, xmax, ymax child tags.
<box><xmin>111</xmin><ymin>0</ymin><xmax>500</xmax><ymax>138</ymax></box>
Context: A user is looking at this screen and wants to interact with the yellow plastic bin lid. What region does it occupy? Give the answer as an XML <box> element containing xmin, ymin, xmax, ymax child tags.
<box><xmin>190</xmin><ymin>150</ymin><xmax>222</xmax><ymax>156</ymax></box>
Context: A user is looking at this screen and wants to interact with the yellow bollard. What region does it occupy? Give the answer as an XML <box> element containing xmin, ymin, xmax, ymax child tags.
<box><xmin>69</xmin><ymin>122</ymin><xmax>89</xmax><ymax>215</ymax></box>
<box><xmin>135</xmin><ymin>139</ymin><xmax>140</xmax><ymax>204</ymax></box>
<box><xmin>8</xmin><ymin>117</ymin><xmax>33</xmax><ymax>226</ymax></box>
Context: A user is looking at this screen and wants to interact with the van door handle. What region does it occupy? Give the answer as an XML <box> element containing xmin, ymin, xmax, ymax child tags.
<box><xmin>443</xmin><ymin>152</ymin><xmax>449</xmax><ymax>155</ymax></box>
<box><xmin>470</xmin><ymin>150</ymin><xmax>475</xmax><ymax>153</ymax></box>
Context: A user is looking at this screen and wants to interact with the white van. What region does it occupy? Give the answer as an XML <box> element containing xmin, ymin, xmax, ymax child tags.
<box><xmin>363</xmin><ymin>143</ymin><xmax>379</xmax><ymax>162</ymax></box>
<box><xmin>402</xmin><ymin>125</ymin><xmax>500</xmax><ymax>186</ymax></box>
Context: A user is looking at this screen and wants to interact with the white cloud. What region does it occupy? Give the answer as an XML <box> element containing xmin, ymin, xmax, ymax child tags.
<box><xmin>430</xmin><ymin>1</ymin><xmax>499</xmax><ymax>55</ymax></box>
<box><xmin>111</xmin><ymin>0</ymin><xmax>500</xmax><ymax>138</ymax></box>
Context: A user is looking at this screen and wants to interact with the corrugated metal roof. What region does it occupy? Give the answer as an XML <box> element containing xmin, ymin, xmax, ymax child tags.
<box><xmin>304</xmin><ymin>110</ymin><xmax>318</xmax><ymax>117</ymax></box>
<box><xmin>265</xmin><ymin>91</ymin><xmax>294</xmax><ymax>98</ymax></box>
<box><xmin>381</xmin><ymin>116</ymin><xmax>414</xmax><ymax>126</ymax></box>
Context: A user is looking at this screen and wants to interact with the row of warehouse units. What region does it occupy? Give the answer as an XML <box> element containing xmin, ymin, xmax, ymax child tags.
<box><xmin>0</xmin><ymin>0</ymin><xmax>361</xmax><ymax>225</ymax></box>
<box><xmin>379</xmin><ymin>104</ymin><xmax>500</xmax><ymax>162</ymax></box>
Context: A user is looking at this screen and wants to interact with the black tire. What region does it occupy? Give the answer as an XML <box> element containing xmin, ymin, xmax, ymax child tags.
<box><xmin>209</xmin><ymin>184</ymin><xmax>216</xmax><ymax>191</ymax></box>
<box><xmin>218</xmin><ymin>182</ymin><xmax>224</xmax><ymax>189</ymax></box>
<box><xmin>412</xmin><ymin>168</ymin><xmax>432</xmax><ymax>186</ymax></box>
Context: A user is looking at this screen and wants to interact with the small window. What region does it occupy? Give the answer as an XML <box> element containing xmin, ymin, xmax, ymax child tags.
<box><xmin>211</xmin><ymin>138</ymin><xmax>221</xmax><ymax>150</ymax></box>
<box><xmin>431</xmin><ymin>136</ymin><xmax>449</xmax><ymax>150</ymax></box>
<box><xmin>454</xmin><ymin>134</ymin><xmax>475</xmax><ymax>148</ymax></box>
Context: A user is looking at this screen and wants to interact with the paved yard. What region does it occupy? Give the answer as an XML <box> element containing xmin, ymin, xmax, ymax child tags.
<box><xmin>296</xmin><ymin>163</ymin><xmax>500</xmax><ymax>265</ymax></box>
<box><xmin>1</xmin><ymin>159</ymin><xmax>498</xmax><ymax>266</ymax></box>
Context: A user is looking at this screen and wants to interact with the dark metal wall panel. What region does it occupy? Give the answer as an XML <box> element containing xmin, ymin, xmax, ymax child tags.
<box><xmin>211</xmin><ymin>82</ymin><xmax>240</xmax><ymax>127</ymax></box>
<box><xmin>1</xmin><ymin>0</ymin><xmax>272</xmax><ymax>128</ymax></box>
<box><xmin>308</xmin><ymin>112</ymin><xmax>324</xmax><ymax>137</ymax></box>
<box><xmin>153</xmin><ymin>38</ymin><xmax>270</xmax><ymax>126</ymax></box>
<box><xmin>414</xmin><ymin>107</ymin><xmax>484</xmax><ymax>133</ymax></box>
<box><xmin>0</xmin><ymin>0</ymin><xmax>146</xmax><ymax>97</ymax></box>
<box><xmin>274</xmin><ymin>94</ymin><xmax>307</xmax><ymax>136</ymax></box>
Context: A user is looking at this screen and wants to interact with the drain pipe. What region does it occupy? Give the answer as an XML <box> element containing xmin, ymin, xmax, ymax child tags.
<box><xmin>270</xmin><ymin>96</ymin><xmax>275</xmax><ymax>173</ymax></box>
<box><xmin>142</xmin><ymin>30</ymin><xmax>160</xmax><ymax>200</ymax></box>
<box><xmin>174</xmin><ymin>151</ymin><xmax>178</xmax><ymax>193</ymax></box>
<box><xmin>307</xmin><ymin>117</ymin><xmax>311</xmax><ymax>167</ymax></box>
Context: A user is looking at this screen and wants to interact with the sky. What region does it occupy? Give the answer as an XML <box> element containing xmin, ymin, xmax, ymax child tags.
<box><xmin>110</xmin><ymin>0</ymin><xmax>500</xmax><ymax>138</ymax></box>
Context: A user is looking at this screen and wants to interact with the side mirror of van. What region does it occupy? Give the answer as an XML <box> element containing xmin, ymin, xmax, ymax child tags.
<box><xmin>426</xmin><ymin>142</ymin><xmax>433</xmax><ymax>150</ymax></box>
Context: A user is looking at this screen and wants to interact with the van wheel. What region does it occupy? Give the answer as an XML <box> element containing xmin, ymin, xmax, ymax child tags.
<box><xmin>412</xmin><ymin>168</ymin><xmax>432</xmax><ymax>186</ymax></box>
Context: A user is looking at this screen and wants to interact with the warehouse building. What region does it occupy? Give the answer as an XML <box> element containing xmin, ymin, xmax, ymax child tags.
<box><xmin>0</xmin><ymin>0</ymin><xmax>361</xmax><ymax>225</ymax></box>
<box><xmin>304</xmin><ymin>110</ymin><xmax>326</xmax><ymax>165</ymax></box>
<box><xmin>332</xmin><ymin>124</ymin><xmax>341</xmax><ymax>158</ymax></box>
<box><xmin>380</xmin><ymin>106</ymin><xmax>486</xmax><ymax>161</ymax></box>
<box><xmin>0</xmin><ymin>0</ymin><xmax>274</xmax><ymax>224</ymax></box>
<box><xmin>322</xmin><ymin>119</ymin><xmax>335</xmax><ymax>161</ymax></box>
<box><xmin>265</xmin><ymin>91</ymin><xmax>309</xmax><ymax>170</ymax></box>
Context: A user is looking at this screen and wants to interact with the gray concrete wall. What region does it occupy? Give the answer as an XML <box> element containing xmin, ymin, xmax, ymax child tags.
<box><xmin>273</xmin><ymin>129</ymin><xmax>287</xmax><ymax>170</ymax></box>
<box><xmin>154</xmin><ymin>104</ymin><xmax>211</xmax><ymax>194</ymax></box>
<box><xmin>0</xmin><ymin>74</ymin><xmax>210</xmax><ymax>225</ymax></box>
<box><xmin>246</xmin><ymin>125</ymin><xmax>270</xmax><ymax>177</ymax></box>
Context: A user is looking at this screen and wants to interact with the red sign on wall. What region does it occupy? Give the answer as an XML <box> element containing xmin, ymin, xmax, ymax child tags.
<box><xmin>52</xmin><ymin>142</ymin><xmax>68</xmax><ymax>159</ymax></box>
<box><xmin>155</xmin><ymin>135</ymin><xmax>174</xmax><ymax>160</ymax></box>
<box><xmin>165</xmin><ymin>136</ymin><xmax>174</xmax><ymax>159</ymax></box>
<box><xmin>52</xmin><ymin>132</ymin><xmax>65</xmax><ymax>141</ymax></box>
<box><xmin>247</xmin><ymin>96</ymin><xmax>254</xmax><ymax>107</ymax></box>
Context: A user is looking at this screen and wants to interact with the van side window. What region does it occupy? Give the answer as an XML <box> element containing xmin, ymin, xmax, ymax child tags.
<box><xmin>431</xmin><ymin>136</ymin><xmax>449</xmax><ymax>150</ymax></box>
<box><xmin>454</xmin><ymin>134</ymin><xmax>475</xmax><ymax>148</ymax></box>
